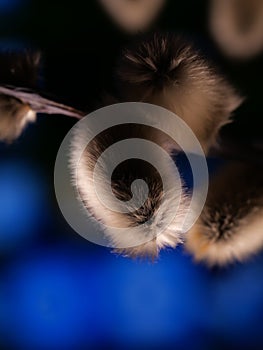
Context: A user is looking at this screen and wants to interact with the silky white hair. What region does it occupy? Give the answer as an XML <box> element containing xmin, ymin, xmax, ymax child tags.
<box><xmin>186</xmin><ymin>162</ymin><xmax>263</xmax><ymax>266</ymax></box>
<box><xmin>69</xmin><ymin>32</ymin><xmax>243</xmax><ymax>259</ymax></box>
<box><xmin>70</xmin><ymin>118</ymin><xmax>190</xmax><ymax>260</ymax></box>
<box><xmin>115</xmin><ymin>32</ymin><xmax>243</xmax><ymax>153</ymax></box>
<box><xmin>0</xmin><ymin>94</ymin><xmax>36</xmax><ymax>143</ymax></box>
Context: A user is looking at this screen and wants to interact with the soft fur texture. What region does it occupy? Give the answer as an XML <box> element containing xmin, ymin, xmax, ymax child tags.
<box><xmin>210</xmin><ymin>0</ymin><xmax>263</xmax><ymax>59</ymax></box>
<box><xmin>115</xmin><ymin>32</ymin><xmax>243</xmax><ymax>153</ymax></box>
<box><xmin>0</xmin><ymin>95</ymin><xmax>36</xmax><ymax>143</ymax></box>
<box><xmin>70</xmin><ymin>121</ymin><xmax>190</xmax><ymax>259</ymax></box>
<box><xmin>70</xmin><ymin>32</ymin><xmax>243</xmax><ymax>259</ymax></box>
<box><xmin>186</xmin><ymin>162</ymin><xmax>263</xmax><ymax>266</ymax></box>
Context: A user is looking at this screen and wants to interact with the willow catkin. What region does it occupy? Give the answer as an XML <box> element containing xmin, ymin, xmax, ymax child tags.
<box><xmin>186</xmin><ymin>161</ymin><xmax>263</xmax><ymax>266</ymax></box>
<box><xmin>115</xmin><ymin>32</ymin><xmax>243</xmax><ymax>153</ymax></box>
<box><xmin>70</xmin><ymin>119</ymin><xmax>189</xmax><ymax>260</ymax></box>
<box><xmin>70</xmin><ymin>32</ymin><xmax>241</xmax><ymax>259</ymax></box>
<box><xmin>0</xmin><ymin>95</ymin><xmax>36</xmax><ymax>143</ymax></box>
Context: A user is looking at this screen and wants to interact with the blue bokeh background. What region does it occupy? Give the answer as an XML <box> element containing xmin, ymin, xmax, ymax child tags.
<box><xmin>1</xmin><ymin>0</ymin><xmax>263</xmax><ymax>349</ymax></box>
<box><xmin>1</xmin><ymin>155</ymin><xmax>263</xmax><ymax>350</ymax></box>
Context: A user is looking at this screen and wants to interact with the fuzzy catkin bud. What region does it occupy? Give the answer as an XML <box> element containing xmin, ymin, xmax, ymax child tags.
<box><xmin>0</xmin><ymin>95</ymin><xmax>36</xmax><ymax>143</ymax></box>
<box><xmin>186</xmin><ymin>162</ymin><xmax>263</xmax><ymax>266</ymax></box>
<box><xmin>115</xmin><ymin>32</ymin><xmax>243</xmax><ymax>153</ymax></box>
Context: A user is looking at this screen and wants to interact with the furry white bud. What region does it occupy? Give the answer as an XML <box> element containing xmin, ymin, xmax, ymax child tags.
<box><xmin>0</xmin><ymin>95</ymin><xmax>36</xmax><ymax>142</ymax></box>
<box><xmin>116</xmin><ymin>32</ymin><xmax>243</xmax><ymax>153</ymax></box>
<box><xmin>186</xmin><ymin>162</ymin><xmax>263</xmax><ymax>266</ymax></box>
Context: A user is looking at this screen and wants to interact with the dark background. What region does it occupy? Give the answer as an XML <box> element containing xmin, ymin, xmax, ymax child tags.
<box><xmin>0</xmin><ymin>1</ymin><xmax>263</xmax><ymax>349</ymax></box>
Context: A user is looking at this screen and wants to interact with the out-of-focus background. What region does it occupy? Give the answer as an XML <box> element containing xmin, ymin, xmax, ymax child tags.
<box><xmin>1</xmin><ymin>1</ymin><xmax>263</xmax><ymax>349</ymax></box>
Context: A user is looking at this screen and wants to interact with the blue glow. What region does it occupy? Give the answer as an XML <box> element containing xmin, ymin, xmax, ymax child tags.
<box><xmin>0</xmin><ymin>245</ymin><xmax>212</xmax><ymax>349</ymax></box>
<box><xmin>0</xmin><ymin>160</ymin><xmax>46</xmax><ymax>251</ymax></box>
<box><xmin>100</xmin><ymin>250</ymin><xmax>210</xmax><ymax>346</ymax></box>
<box><xmin>4</xmin><ymin>243</ymin><xmax>263</xmax><ymax>349</ymax></box>
<box><xmin>212</xmin><ymin>258</ymin><xmax>263</xmax><ymax>346</ymax></box>
<box><xmin>0</xmin><ymin>284</ymin><xmax>7</xmax><ymax>346</ymax></box>
<box><xmin>2</xmin><ymin>249</ymin><xmax>99</xmax><ymax>350</ymax></box>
